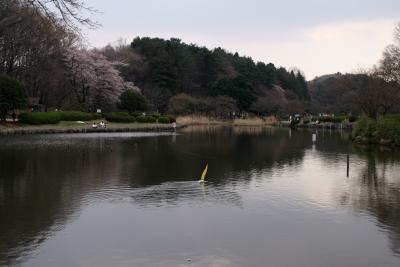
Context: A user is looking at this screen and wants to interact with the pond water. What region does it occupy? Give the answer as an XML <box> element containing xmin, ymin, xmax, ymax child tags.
<box><xmin>0</xmin><ymin>126</ymin><xmax>400</xmax><ymax>267</ymax></box>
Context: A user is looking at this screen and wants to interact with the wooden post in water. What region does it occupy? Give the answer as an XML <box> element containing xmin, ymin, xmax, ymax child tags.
<box><xmin>346</xmin><ymin>154</ymin><xmax>350</xmax><ymax>177</ymax></box>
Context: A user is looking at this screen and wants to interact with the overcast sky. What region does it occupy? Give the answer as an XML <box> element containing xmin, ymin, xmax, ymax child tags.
<box><xmin>84</xmin><ymin>0</ymin><xmax>400</xmax><ymax>79</ymax></box>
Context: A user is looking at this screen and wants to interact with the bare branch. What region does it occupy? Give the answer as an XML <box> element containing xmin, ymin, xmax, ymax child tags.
<box><xmin>22</xmin><ymin>0</ymin><xmax>99</xmax><ymax>32</ymax></box>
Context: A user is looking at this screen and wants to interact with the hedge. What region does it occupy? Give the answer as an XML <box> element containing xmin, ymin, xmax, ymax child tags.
<box><xmin>130</xmin><ymin>111</ymin><xmax>143</xmax><ymax>117</ymax></box>
<box><xmin>158</xmin><ymin>115</ymin><xmax>176</xmax><ymax>124</ymax></box>
<box><xmin>19</xmin><ymin>112</ymin><xmax>62</xmax><ymax>125</ymax></box>
<box><xmin>104</xmin><ymin>112</ymin><xmax>136</xmax><ymax>123</ymax></box>
<box><xmin>136</xmin><ymin>115</ymin><xmax>156</xmax><ymax>123</ymax></box>
<box><xmin>59</xmin><ymin>111</ymin><xmax>100</xmax><ymax>121</ymax></box>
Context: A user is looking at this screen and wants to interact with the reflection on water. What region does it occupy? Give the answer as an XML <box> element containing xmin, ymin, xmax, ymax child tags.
<box><xmin>344</xmin><ymin>148</ymin><xmax>400</xmax><ymax>255</ymax></box>
<box><xmin>0</xmin><ymin>127</ymin><xmax>399</xmax><ymax>266</ymax></box>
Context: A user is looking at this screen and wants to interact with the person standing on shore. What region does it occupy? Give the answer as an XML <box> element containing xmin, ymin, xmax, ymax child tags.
<box><xmin>11</xmin><ymin>111</ymin><xmax>16</xmax><ymax>122</ymax></box>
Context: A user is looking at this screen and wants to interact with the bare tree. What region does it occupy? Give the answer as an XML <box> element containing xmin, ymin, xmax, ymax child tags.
<box><xmin>22</xmin><ymin>0</ymin><xmax>98</xmax><ymax>30</ymax></box>
<box><xmin>0</xmin><ymin>0</ymin><xmax>77</xmax><ymax>107</ymax></box>
<box><xmin>377</xmin><ymin>22</ymin><xmax>400</xmax><ymax>84</ymax></box>
<box><xmin>344</xmin><ymin>74</ymin><xmax>400</xmax><ymax>118</ymax></box>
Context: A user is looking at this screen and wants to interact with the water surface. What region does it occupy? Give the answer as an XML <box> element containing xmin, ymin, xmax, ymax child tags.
<box><xmin>0</xmin><ymin>127</ymin><xmax>400</xmax><ymax>267</ymax></box>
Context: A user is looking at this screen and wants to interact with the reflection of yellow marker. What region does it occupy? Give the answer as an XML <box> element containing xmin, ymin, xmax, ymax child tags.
<box><xmin>199</xmin><ymin>164</ymin><xmax>208</xmax><ymax>183</ymax></box>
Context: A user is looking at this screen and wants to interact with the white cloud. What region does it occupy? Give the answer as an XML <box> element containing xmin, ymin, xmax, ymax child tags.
<box><xmin>209</xmin><ymin>19</ymin><xmax>398</xmax><ymax>79</ymax></box>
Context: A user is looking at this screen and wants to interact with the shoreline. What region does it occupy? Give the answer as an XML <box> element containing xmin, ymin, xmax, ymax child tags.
<box><xmin>0</xmin><ymin>120</ymin><xmax>356</xmax><ymax>136</ymax></box>
<box><xmin>0</xmin><ymin>123</ymin><xmax>184</xmax><ymax>136</ymax></box>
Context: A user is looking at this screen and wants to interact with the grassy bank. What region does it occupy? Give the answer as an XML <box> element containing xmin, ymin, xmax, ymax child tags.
<box><xmin>0</xmin><ymin>120</ymin><xmax>179</xmax><ymax>135</ymax></box>
<box><xmin>353</xmin><ymin>116</ymin><xmax>400</xmax><ymax>146</ymax></box>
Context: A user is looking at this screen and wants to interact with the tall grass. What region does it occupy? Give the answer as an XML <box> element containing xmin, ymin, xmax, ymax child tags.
<box><xmin>176</xmin><ymin>115</ymin><xmax>225</xmax><ymax>125</ymax></box>
<box><xmin>233</xmin><ymin>117</ymin><xmax>265</xmax><ymax>126</ymax></box>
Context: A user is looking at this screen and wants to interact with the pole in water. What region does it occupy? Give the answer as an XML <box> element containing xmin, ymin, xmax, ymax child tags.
<box><xmin>346</xmin><ymin>154</ymin><xmax>350</xmax><ymax>177</ymax></box>
<box><xmin>312</xmin><ymin>133</ymin><xmax>317</xmax><ymax>143</ymax></box>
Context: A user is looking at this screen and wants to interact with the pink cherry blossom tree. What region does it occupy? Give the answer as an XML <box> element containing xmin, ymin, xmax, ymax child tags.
<box><xmin>63</xmin><ymin>48</ymin><xmax>140</xmax><ymax>111</ymax></box>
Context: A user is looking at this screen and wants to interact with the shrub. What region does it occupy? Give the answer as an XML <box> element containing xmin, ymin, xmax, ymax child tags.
<box><xmin>136</xmin><ymin>115</ymin><xmax>157</xmax><ymax>123</ymax></box>
<box><xmin>135</xmin><ymin>115</ymin><xmax>147</xmax><ymax>123</ymax></box>
<box><xmin>92</xmin><ymin>113</ymin><xmax>103</xmax><ymax>120</ymax></box>
<box><xmin>19</xmin><ymin>112</ymin><xmax>62</xmax><ymax>125</ymax></box>
<box><xmin>353</xmin><ymin>117</ymin><xmax>377</xmax><ymax>139</ymax></box>
<box><xmin>331</xmin><ymin>116</ymin><xmax>346</xmax><ymax>123</ymax></box>
<box><xmin>376</xmin><ymin>116</ymin><xmax>400</xmax><ymax>144</ymax></box>
<box><xmin>158</xmin><ymin>116</ymin><xmax>172</xmax><ymax>124</ymax></box>
<box><xmin>118</xmin><ymin>90</ymin><xmax>148</xmax><ymax>112</ymax></box>
<box><xmin>104</xmin><ymin>112</ymin><xmax>136</xmax><ymax>123</ymax></box>
<box><xmin>165</xmin><ymin>115</ymin><xmax>176</xmax><ymax>122</ymax></box>
<box><xmin>130</xmin><ymin>111</ymin><xmax>143</xmax><ymax>117</ymax></box>
<box><xmin>149</xmin><ymin>113</ymin><xmax>160</xmax><ymax>119</ymax></box>
<box><xmin>154</xmin><ymin>115</ymin><xmax>176</xmax><ymax>124</ymax></box>
<box><xmin>146</xmin><ymin>116</ymin><xmax>157</xmax><ymax>123</ymax></box>
<box><xmin>353</xmin><ymin>115</ymin><xmax>400</xmax><ymax>144</ymax></box>
<box><xmin>348</xmin><ymin>116</ymin><xmax>358</xmax><ymax>123</ymax></box>
<box><xmin>316</xmin><ymin>117</ymin><xmax>333</xmax><ymax>123</ymax></box>
<box><xmin>59</xmin><ymin>111</ymin><xmax>99</xmax><ymax>121</ymax></box>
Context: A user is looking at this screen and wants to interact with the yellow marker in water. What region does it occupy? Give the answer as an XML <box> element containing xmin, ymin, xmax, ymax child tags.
<box><xmin>200</xmin><ymin>164</ymin><xmax>208</xmax><ymax>183</ymax></box>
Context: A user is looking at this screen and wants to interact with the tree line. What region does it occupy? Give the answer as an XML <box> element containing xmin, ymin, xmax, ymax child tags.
<box><xmin>2</xmin><ymin>0</ymin><xmax>400</xmax><ymax>121</ymax></box>
<box><xmin>100</xmin><ymin>37</ymin><xmax>310</xmax><ymax>114</ymax></box>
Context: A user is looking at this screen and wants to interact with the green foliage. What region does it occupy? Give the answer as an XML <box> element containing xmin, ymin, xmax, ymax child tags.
<box><xmin>146</xmin><ymin>116</ymin><xmax>157</xmax><ymax>123</ymax></box>
<box><xmin>59</xmin><ymin>111</ymin><xmax>100</xmax><ymax>121</ymax></box>
<box><xmin>353</xmin><ymin>117</ymin><xmax>377</xmax><ymax>139</ymax></box>
<box><xmin>147</xmin><ymin>113</ymin><xmax>160</xmax><ymax>119</ymax></box>
<box><xmin>19</xmin><ymin>112</ymin><xmax>62</xmax><ymax>125</ymax></box>
<box><xmin>331</xmin><ymin>116</ymin><xmax>346</xmax><ymax>123</ymax></box>
<box><xmin>136</xmin><ymin>115</ymin><xmax>157</xmax><ymax>123</ymax></box>
<box><xmin>211</xmin><ymin>76</ymin><xmax>256</xmax><ymax>111</ymax></box>
<box><xmin>348</xmin><ymin>116</ymin><xmax>358</xmax><ymax>123</ymax></box>
<box><xmin>277</xmin><ymin>69</ymin><xmax>310</xmax><ymax>101</ymax></box>
<box><xmin>376</xmin><ymin>116</ymin><xmax>400</xmax><ymax>144</ymax></box>
<box><xmin>165</xmin><ymin>115</ymin><xmax>176</xmax><ymax>122</ymax></box>
<box><xmin>0</xmin><ymin>75</ymin><xmax>27</xmax><ymax>120</ymax></box>
<box><xmin>158</xmin><ymin>116</ymin><xmax>172</xmax><ymax>124</ymax></box>
<box><xmin>104</xmin><ymin>112</ymin><xmax>136</xmax><ymax>123</ymax></box>
<box><xmin>135</xmin><ymin>115</ymin><xmax>147</xmax><ymax>123</ymax></box>
<box><xmin>157</xmin><ymin>115</ymin><xmax>176</xmax><ymax>123</ymax></box>
<box><xmin>130</xmin><ymin>111</ymin><xmax>143</xmax><ymax>117</ymax></box>
<box><xmin>353</xmin><ymin>116</ymin><xmax>400</xmax><ymax>144</ymax></box>
<box><xmin>125</xmin><ymin>37</ymin><xmax>309</xmax><ymax>112</ymax></box>
<box><xmin>119</xmin><ymin>90</ymin><xmax>148</xmax><ymax>112</ymax></box>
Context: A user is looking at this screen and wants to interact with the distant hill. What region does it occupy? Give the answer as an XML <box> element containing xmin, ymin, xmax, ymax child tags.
<box><xmin>101</xmin><ymin>37</ymin><xmax>310</xmax><ymax>113</ymax></box>
<box><xmin>308</xmin><ymin>73</ymin><xmax>382</xmax><ymax>115</ymax></box>
<box><xmin>308</xmin><ymin>73</ymin><xmax>357</xmax><ymax>114</ymax></box>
